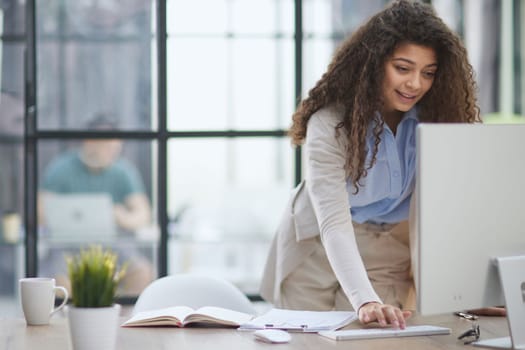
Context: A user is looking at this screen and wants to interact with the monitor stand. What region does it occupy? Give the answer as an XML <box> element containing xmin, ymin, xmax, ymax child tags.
<box><xmin>473</xmin><ymin>255</ymin><xmax>525</xmax><ymax>350</ymax></box>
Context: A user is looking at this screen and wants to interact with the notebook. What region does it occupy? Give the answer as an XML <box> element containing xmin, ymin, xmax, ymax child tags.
<box><xmin>43</xmin><ymin>193</ymin><xmax>117</xmax><ymax>241</ymax></box>
<box><xmin>318</xmin><ymin>325</ymin><xmax>451</xmax><ymax>340</ymax></box>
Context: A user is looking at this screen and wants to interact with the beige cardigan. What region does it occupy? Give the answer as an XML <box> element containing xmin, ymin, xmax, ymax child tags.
<box><xmin>260</xmin><ymin>107</ymin><xmax>381</xmax><ymax>310</ymax></box>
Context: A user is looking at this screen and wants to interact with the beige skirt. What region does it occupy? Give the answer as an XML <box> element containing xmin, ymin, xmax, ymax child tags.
<box><xmin>276</xmin><ymin>221</ymin><xmax>415</xmax><ymax>311</ymax></box>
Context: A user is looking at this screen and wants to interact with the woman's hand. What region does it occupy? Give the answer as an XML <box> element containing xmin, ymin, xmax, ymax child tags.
<box><xmin>358</xmin><ymin>302</ymin><xmax>412</xmax><ymax>329</ymax></box>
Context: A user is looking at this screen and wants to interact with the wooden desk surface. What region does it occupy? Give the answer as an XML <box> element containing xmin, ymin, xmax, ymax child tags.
<box><xmin>1</xmin><ymin>313</ymin><xmax>509</xmax><ymax>350</ymax></box>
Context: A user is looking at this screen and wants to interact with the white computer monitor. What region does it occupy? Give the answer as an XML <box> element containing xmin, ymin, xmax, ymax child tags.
<box><xmin>415</xmin><ymin>123</ymin><xmax>525</xmax><ymax>348</ymax></box>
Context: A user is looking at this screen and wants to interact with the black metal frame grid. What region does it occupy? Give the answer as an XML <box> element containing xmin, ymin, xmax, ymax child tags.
<box><xmin>21</xmin><ymin>0</ymin><xmax>304</xmax><ymax>302</ymax></box>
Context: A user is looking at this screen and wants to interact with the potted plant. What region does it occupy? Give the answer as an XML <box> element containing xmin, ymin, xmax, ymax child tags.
<box><xmin>66</xmin><ymin>245</ymin><xmax>127</xmax><ymax>350</ymax></box>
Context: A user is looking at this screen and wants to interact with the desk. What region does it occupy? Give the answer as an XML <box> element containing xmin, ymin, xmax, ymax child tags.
<box><xmin>0</xmin><ymin>313</ymin><xmax>510</xmax><ymax>350</ymax></box>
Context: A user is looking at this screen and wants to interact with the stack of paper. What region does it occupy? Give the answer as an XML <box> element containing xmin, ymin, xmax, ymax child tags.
<box><xmin>239</xmin><ymin>308</ymin><xmax>357</xmax><ymax>333</ymax></box>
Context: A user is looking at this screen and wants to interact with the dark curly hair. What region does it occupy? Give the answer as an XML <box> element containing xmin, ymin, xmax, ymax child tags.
<box><xmin>289</xmin><ymin>0</ymin><xmax>480</xmax><ymax>190</ymax></box>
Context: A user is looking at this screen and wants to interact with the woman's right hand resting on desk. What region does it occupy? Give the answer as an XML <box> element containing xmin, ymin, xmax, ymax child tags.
<box><xmin>358</xmin><ymin>302</ymin><xmax>412</xmax><ymax>329</ymax></box>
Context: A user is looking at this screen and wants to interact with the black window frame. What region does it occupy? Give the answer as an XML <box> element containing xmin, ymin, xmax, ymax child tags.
<box><xmin>23</xmin><ymin>0</ymin><xmax>303</xmax><ymax>303</ymax></box>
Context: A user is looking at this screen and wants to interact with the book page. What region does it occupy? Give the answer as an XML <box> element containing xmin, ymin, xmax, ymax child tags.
<box><xmin>122</xmin><ymin>306</ymin><xmax>195</xmax><ymax>327</ymax></box>
<box><xmin>183</xmin><ymin>306</ymin><xmax>254</xmax><ymax>326</ymax></box>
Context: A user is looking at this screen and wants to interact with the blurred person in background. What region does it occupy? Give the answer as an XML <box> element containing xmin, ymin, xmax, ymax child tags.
<box><xmin>38</xmin><ymin>113</ymin><xmax>155</xmax><ymax>295</ymax></box>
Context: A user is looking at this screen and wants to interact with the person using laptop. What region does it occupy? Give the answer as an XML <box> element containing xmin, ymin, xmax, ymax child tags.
<box><xmin>38</xmin><ymin>114</ymin><xmax>154</xmax><ymax>295</ymax></box>
<box><xmin>260</xmin><ymin>0</ymin><xmax>482</xmax><ymax>329</ymax></box>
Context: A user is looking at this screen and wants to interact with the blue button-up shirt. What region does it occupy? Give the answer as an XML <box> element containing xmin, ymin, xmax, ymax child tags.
<box><xmin>347</xmin><ymin>108</ymin><xmax>418</xmax><ymax>224</ymax></box>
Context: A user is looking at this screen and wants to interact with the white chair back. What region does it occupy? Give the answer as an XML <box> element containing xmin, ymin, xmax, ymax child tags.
<box><xmin>133</xmin><ymin>274</ymin><xmax>256</xmax><ymax>315</ymax></box>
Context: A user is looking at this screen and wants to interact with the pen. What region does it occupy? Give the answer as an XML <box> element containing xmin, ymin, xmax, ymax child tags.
<box><xmin>263</xmin><ymin>324</ymin><xmax>309</xmax><ymax>331</ymax></box>
<box><xmin>453</xmin><ymin>311</ymin><xmax>478</xmax><ymax>320</ymax></box>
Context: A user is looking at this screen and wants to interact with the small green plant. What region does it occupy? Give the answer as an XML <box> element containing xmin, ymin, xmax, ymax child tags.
<box><xmin>66</xmin><ymin>245</ymin><xmax>127</xmax><ymax>308</ymax></box>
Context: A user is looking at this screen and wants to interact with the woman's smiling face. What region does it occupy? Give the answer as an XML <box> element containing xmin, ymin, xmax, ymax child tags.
<box><xmin>381</xmin><ymin>43</ymin><xmax>438</xmax><ymax>116</ymax></box>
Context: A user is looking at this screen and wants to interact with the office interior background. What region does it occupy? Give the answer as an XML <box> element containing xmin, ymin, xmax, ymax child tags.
<box><xmin>0</xmin><ymin>0</ymin><xmax>523</xmax><ymax>314</ymax></box>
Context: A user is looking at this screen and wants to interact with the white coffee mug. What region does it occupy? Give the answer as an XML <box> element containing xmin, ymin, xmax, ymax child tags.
<box><xmin>19</xmin><ymin>277</ymin><xmax>69</xmax><ymax>326</ymax></box>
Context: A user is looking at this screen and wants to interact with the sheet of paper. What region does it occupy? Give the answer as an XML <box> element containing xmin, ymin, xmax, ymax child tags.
<box><xmin>239</xmin><ymin>308</ymin><xmax>357</xmax><ymax>332</ymax></box>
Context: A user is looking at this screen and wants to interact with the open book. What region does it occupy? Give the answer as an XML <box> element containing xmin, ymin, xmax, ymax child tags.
<box><xmin>121</xmin><ymin>306</ymin><xmax>254</xmax><ymax>328</ymax></box>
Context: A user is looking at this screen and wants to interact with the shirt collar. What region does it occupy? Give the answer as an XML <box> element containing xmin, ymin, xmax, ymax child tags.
<box><xmin>373</xmin><ymin>106</ymin><xmax>419</xmax><ymax>127</ymax></box>
<box><xmin>402</xmin><ymin>106</ymin><xmax>419</xmax><ymax>122</ymax></box>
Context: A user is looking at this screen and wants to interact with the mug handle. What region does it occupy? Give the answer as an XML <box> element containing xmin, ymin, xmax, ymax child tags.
<box><xmin>51</xmin><ymin>286</ymin><xmax>69</xmax><ymax>315</ymax></box>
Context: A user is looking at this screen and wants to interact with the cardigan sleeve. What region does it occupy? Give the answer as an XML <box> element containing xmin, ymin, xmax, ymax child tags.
<box><xmin>305</xmin><ymin>108</ymin><xmax>382</xmax><ymax>311</ymax></box>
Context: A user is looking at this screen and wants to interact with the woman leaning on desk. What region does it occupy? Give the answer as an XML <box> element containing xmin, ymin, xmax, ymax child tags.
<box><xmin>260</xmin><ymin>0</ymin><xmax>483</xmax><ymax>329</ymax></box>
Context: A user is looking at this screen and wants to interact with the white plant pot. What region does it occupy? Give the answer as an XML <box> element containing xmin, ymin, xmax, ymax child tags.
<box><xmin>67</xmin><ymin>304</ymin><xmax>121</xmax><ymax>350</ymax></box>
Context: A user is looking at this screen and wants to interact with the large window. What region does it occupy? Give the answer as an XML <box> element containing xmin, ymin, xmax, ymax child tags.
<box><xmin>165</xmin><ymin>0</ymin><xmax>295</xmax><ymax>294</ymax></box>
<box><xmin>1</xmin><ymin>0</ymin><xmax>524</xmax><ymax>313</ymax></box>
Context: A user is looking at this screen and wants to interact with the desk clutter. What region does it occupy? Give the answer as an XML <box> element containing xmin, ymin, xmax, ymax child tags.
<box><xmin>121</xmin><ymin>306</ymin><xmax>356</xmax><ymax>332</ymax></box>
<box><xmin>4</xmin><ymin>310</ymin><xmax>511</xmax><ymax>349</ymax></box>
<box><xmin>121</xmin><ymin>305</ymin><xmax>453</xmax><ymax>343</ymax></box>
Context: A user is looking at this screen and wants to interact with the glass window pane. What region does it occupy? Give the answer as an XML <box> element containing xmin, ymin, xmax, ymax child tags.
<box><xmin>232</xmin><ymin>38</ymin><xmax>294</xmax><ymax>130</ymax></box>
<box><xmin>36</xmin><ymin>1</ymin><xmax>156</xmax><ymax>131</ymax></box>
<box><xmin>37</xmin><ymin>139</ymin><xmax>158</xmax><ymax>297</ymax></box>
<box><xmin>167</xmin><ymin>38</ymin><xmax>229</xmax><ymax>130</ymax></box>
<box><xmin>0</xmin><ymin>40</ymin><xmax>25</xmax><ymax>311</ymax></box>
<box><xmin>302</xmin><ymin>0</ymin><xmax>386</xmax><ymax>98</ymax></box>
<box><xmin>0</xmin><ymin>90</ymin><xmax>23</xmax><ymax>217</ymax></box>
<box><xmin>231</xmin><ymin>0</ymin><xmax>294</xmax><ymax>35</ymax></box>
<box><xmin>231</xmin><ymin>1</ymin><xmax>275</xmax><ymax>34</ymax></box>
<box><xmin>302</xmin><ymin>39</ymin><xmax>334</xmax><ymax>98</ymax></box>
<box><xmin>167</xmin><ymin>1</ymin><xmax>294</xmax><ymax>131</ymax></box>
<box><xmin>0</xmin><ymin>92</ymin><xmax>25</xmax><ymax>301</ymax></box>
<box><xmin>303</xmin><ymin>0</ymin><xmax>385</xmax><ymax>35</ymax></box>
<box><xmin>303</xmin><ymin>0</ymin><xmax>334</xmax><ymax>35</ymax></box>
<box><xmin>167</xmin><ymin>138</ymin><xmax>293</xmax><ymax>293</ymax></box>
<box><xmin>0</xmin><ymin>1</ymin><xmax>25</xmax><ymax>36</ymax></box>
<box><xmin>1</xmin><ymin>42</ymin><xmax>25</xmax><ymax>97</ymax></box>
<box><xmin>432</xmin><ymin>0</ymin><xmax>463</xmax><ymax>33</ymax></box>
<box><xmin>167</xmin><ymin>0</ymin><xmax>228</xmax><ymax>34</ymax></box>
<box><xmin>168</xmin><ymin>38</ymin><xmax>293</xmax><ymax>131</ymax></box>
<box><xmin>167</xmin><ymin>0</ymin><xmax>295</xmax><ymax>35</ymax></box>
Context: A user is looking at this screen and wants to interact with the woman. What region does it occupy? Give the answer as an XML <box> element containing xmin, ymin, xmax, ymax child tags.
<box><xmin>260</xmin><ymin>0</ymin><xmax>480</xmax><ymax>329</ymax></box>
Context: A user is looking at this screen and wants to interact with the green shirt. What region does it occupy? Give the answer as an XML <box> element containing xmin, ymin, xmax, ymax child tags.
<box><xmin>42</xmin><ymin>151</ymin><xmax>145</xmax><ymax>204</ymax></box>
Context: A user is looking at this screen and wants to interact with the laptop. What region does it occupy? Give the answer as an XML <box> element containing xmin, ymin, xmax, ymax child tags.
<box><xmin>43</xmin><ymin>193</ymin><xmax>117</xmax><ymax>241</ymax></box>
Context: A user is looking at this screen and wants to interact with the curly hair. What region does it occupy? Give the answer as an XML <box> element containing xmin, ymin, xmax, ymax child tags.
<box><xmin>289</xmin><ymin>0</ymin><xmax>480</xmax><ymax>190</ymax></box>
